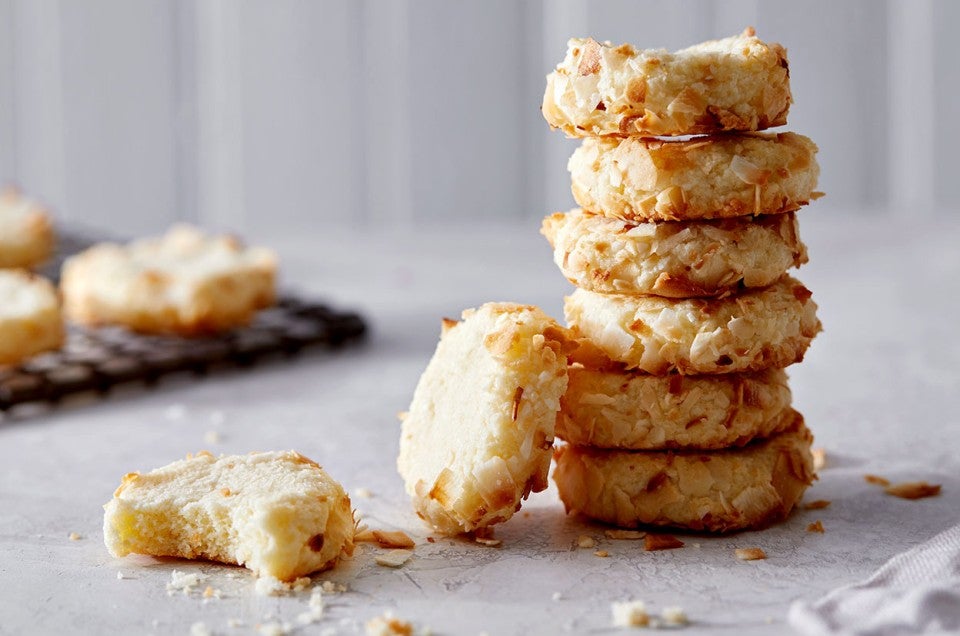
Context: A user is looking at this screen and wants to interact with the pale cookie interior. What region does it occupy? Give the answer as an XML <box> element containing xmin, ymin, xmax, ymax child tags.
<box><xmin>103</xmin><ymin>450</ymin><xmax>355</xmax><ymax>581</ymax></box>
<box><xmin>397</xmin><ymin>302</ymin><xmax>570</xmax><ymax>534</ymax></box>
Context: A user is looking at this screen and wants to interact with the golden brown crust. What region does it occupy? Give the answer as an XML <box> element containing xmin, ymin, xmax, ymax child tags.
<box><xmin>558</xmin><ymin>367</ymin><xmax>793</xmax><ymax>449</ymax></box>
<box><xmin>567</xmin><ymin>133</ymin><xmax>820</xmax><ymax>222</ymax></box>
<box><xmin>543</xmin><ymin>29</ymin><xmax>792</xmax><ymax>137</ymax></box>
<box><xmin>553</xmin><ymin>413</ymin><xmax>814</xmax><ymax>533</ymax></box>
<box><xmin>564</xmin><ymin>275</ymin><xmax>822</xmax><ymax>375</ymax></box>
<box><xmin>542</xmin><ymin>209</ymin><xmax>807</xmax><ymax>298</ymax></box>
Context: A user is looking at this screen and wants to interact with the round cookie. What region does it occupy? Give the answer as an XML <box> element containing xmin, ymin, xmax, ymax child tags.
<box><xmin>564</xmin><ymin>275</ymin><xmax>821</xmax><ymax>375</ymax></box>
<box><xmin>542</xmin><ymin>28</ymin><xmax>791</xmax><ymax>138</ymax></box>
<box><xmin>0</xmin><ymin>270</ymin><xmax>64</xmax><ymax>365</ymax></box>
<box><xmin>0</xmin><ymin>187</ymin><xmax>55</xmax><ymax>269</ymax></box>
<box><xmin>61</xmin><ymin>224</ymin><xmax>277</xmax><ymax>336</ymax></box>
<box><xmin>553</xmin><ymin>413</ymin><xmax>814</xmax><ymax>532</ymax></box>
<box><xmin>542</xmin><ymin>209</ymin><xmax>807</xmax><ymax>298</ymax></box>
<box><xmin>397</xmin><ymin>303</ymin><xmax>570</xmax><ymax>535</ymax></box>
<box><xmin>104</xmin><ymin>450</ymin><xmax>356</xmax><ymax>581</ymax></box>
<box><xmin>568</xmin><ymin>133</ymin><xmax>820</xmax><ymax>222</ymax></box>
<box><xmin>558</xmin><ymin>367</ymin><xmax>793</xmax><ymax>450</ymax></box>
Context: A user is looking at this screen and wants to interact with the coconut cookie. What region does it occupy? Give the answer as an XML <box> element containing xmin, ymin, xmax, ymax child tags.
<box><xmin>542</xmin><ymin>209</ymin><xmax>807</xmax><ymax>298</ymax></box>
<box><xmin>0</xmin><ymin>187</ymin><xmax>55</xmax><ymax>269</ymax></box>
<box><xmin>565</xmin><ymin>276</ymin><xmax>821</xmax><ymax>375</ymax></box>
<box><xmin>0</xmin><ymin>270</ymin><xmax>64</xmax><ymax>365</ymax></box>
<box><xmin>542</xmin><ymin>28</ymin><xmax>791</xmax><ymax>138</ymax></box>
<box><xmin>104</xmin><ymin>451</ymin><xmax>355</xmax><ymax>581</ymax></box>
<box><xmin>397</xmin><ymin>303</ymin><xmax>571</xmax><ymax>535</ymax></box>
<box><xmin>558</xmin><ymin>367</ymin><xmax>793</xmax><ymax>450</ymax></box>
<box><xmin>553</xmin><ymin>413</ymin><xmax>814</xmax><ymax>532</ymax></box>
<box><xmin>568</xmin><ymin>133</ymin><xmax>820</xmax><ymax>222</ymax></box>
<box><xmin>61</xmin><ymin>224</ymin><xmax>277</xmax><ymax>336</ymax></box>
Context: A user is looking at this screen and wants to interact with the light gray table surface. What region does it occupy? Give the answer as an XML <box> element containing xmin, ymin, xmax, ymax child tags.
<box><xmin>1</xmin><ymin>212</ymin><xmax>958</xmax><ymax>636</ymax></box>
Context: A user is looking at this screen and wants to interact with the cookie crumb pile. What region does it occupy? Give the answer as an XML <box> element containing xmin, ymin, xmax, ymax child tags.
<box><xmin>542</xmin><ymin>28</ymin><xmax>822</xmax><ymax>532</ymax></box>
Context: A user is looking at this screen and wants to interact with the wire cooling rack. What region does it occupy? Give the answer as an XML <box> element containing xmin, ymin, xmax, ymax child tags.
<box><xmin>1</xmin><ymin>232</ymin><xmax>367</xmax><ymax>412</ymax></box>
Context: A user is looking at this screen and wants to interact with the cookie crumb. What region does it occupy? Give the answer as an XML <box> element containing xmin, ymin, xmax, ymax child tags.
<box><xmin>202</xmin><ymin>585</ymin><xmax>222</xmax><ymax>599</ymax></box>
<box><xmin>644</xmin><ymin>534</ymin><xmax>684</xmax><ymax>551</ymax></box>
<box><xmin>604</xmin><ymin>529</ymin><xmax>646</xmax><ymax>540</ymax></box>
<box><xmin>885</xmin><ymin>481</ymin><xmax>941</xmax><ymax>500</ymax></box>
<box><xmin>475</xmin><ymin>537</ymin><xmax>502</xmax><ymax>547</ymax></box>
<box><xmin>68</xmin><ymin>532</ymin><xmax>82</xmax><ymax>541</ymax></box>
<box><xmin>365</xmin><ymin>614</ymin><xmax>413</xmax><ymax>636</ymax></box>
<box><xmin>576</xmin><ymin>535</ymin><xmax>596</xmax><ymax>549</ymax></box>
<box><xmin>661</xmin><ymin>606</ymin><xmax>688</xmax><ymax>626</ymax></box>
<box><xmin>257</xmin><ymin>621</ymin><xmax>292</xmax><ymax>636</ymax></box>
<box><xmin>611</xmin><ymin>600</ymin><xmax>649</xmax><ymax>627</ymax></box>
<box><xmin>864</xmin><ymin>474</ymin><xmax>890</xmax><ymax>487</ymax></box>
<box><xmin>735</xmin><ymin>547</ymin><xmax>766</xmax><ymax>561</ymax></box>
<box><xmin>552</xmin><ymin>592</ymin><xmax>562</xmax><ymax>601</ymax></box>
<box><xmin>296</xmin><ymin>588</ymin><xmax>325</xmax><ymax>625</ymax></box>
<box><xmin>803</xmin><ymin>499</ymin><xmax>831</xmax><ymax>510</ymax></box>
<box><xmin>375</xmin><ymin>549</ymin><xmax>413</xmax><ymax>568</ymax></box>
<box><xmin>354</xmin><ymin>487</ymin><xmax>374</xmax><ymax>499</ymax></box>
<box><xmin>190</xmin><ymin>622</ymin><xmax>212</xmax><ymax>636</ymax></box>
<box><xmin>594</xmin><ymin>550</ymin><xmax>610</xmax><ymax>558</ymax></box>
<box><xmin>167</xmin><ymin>570</ymin><xmax>207</xmax><ymax>595</ymax></box>
<box><xmin>806</xmin><ymin>520</ymin><xmax>825</xmax><ymax>533</ymax></box>
<box><xmin>320</xmin><ymin>580</ymin><xmax>347</xmax><ymax>594</ymax></box>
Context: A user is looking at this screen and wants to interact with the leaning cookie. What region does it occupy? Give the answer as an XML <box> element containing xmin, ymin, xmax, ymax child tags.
<box><xmin>104</xmin><ymin>451</ymin><xmax>355</xmax><ymax>581</ymax></box>
<box><xmin>542</xmin><ymin>28</ymin><xmax>791</xmax><ymax>138</ymax></box>
<box><xmin>0</xmin><ymin>187</ymin><xmax>55</xmax><ymax>269</ymax></box>
<box><xmin>564</xmin><ymin>276</ymin><xmax>821</xmax><ymax>375</ymax></box>
<box><xmin>553</xmin><ymin>413</ymin><xmax>814</xmax><ymax>532</ymax></box>
<box><xmin>397</xmin><ymin>303</ymin><xmax>570</xmax><ymax>535</ymax></box>
<box><xmin>542</xmin><ymin>209</ymin><xmax>807</xmax><ymax>298</ymax></box>
<box><xmin>558</xmin><ymin>367</ymin><xmax>793</xmax><ymax>450</ymax></box>
<box><xmin>0</xmin><ymin>270</ymin><xmax>64</xmax><ymax>365</ymax></box>
<box><xmin>569</xmin><ymin>133</ymin><xmax>820</xmax><ymax>222</ymax></box>
<box><xmin>61</xmin><ymin>224</ymin><xmax>277</xmax><ymax>336</ymax></box>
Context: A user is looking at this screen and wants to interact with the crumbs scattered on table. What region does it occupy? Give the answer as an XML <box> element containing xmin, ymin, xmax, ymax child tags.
<box><xmin>372</xmin><ymin>530</ymin><xmax>416</xmax><ymax>549</ymax></box>
<box><xmin>375</xmin><ymin>549</ymin><xmax>413</xmax><ymax>568</ymax></box>
<box><xmin>256</xmin><ymin>621</ymin><xmax>292</xmax><ymax>636</ymax></box>
<box><xmin>475</xmin><ymin>536</ymin><xmax>502</xmax><ymax>547</ymax></box>
<box><xmin>644</xmin><ymin>534</ymin><xmax>684</xmax><ymax>551</ymax></box>
<box><xmin>68</xmin><ymin>532</ymin><xmax>82</xmax><ymax>541</ymax></box>
<box><xmin>611</xmin><ymin>600</ymin><xmax>650</xmax><ymax>627</ymax></box>
<box><xmin>594</xmin><ymin>550</ymin><xmax>610</xmax><ymax>558</ymax></box>
<box><xmin>166</xmin><ymin>570</ymin><xmax>208</xmax><ymax>596</ymax></box>
<box><xmin>884</xmin><ymin>481</ymin><xmax>941</xmax><ymax>500</ymax></box>
<box><xmin>803</xmin><ymin>499</ymin><xmax>831</xmax><ymax>510</ymax></box>
<box><xmin>864</xmin><ymin>474</ymin><xmax>890</xmax><ymax>487</ymax></box>
<box><xmin>296</xmin><ymin>588</ymin><xmax>326</xmax><ymax>626</ymax></box>
<box><xmin>576</xmin><ymin>535</ymin><xmax>596</xmax><ymax>549</ymax></box>
<box><xmin>604</xmin><ymin>529</ymin><xmax>646</xmax><ymax>540</ymax></box>
<box><xmin>661</xmin><ymin>606</ymin><xmax>689</xmax><ymax>626</ymax></box>
<box><xmin>806</xmin><ymin>520</ymin><xmax>825</xmax><ymax>533</ymax></box>
<box><xmin>365</xmin><ymin>613</ymin><xmax>413</xmax><ymax>636</ymax></box>
<box><xmin>735</xmin><ymin>547</ymin><xmax>767</xmax><ymax>561</ymax></box>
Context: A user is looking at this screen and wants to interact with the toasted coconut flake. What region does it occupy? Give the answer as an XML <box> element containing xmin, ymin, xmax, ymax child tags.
<box><xmin>594</xmin><ymin>550</ymin><xmax>610</xmax><ymax>558</ymax></box>
<box><xmin>730</xmin><ymin>156</ymin><xmax>771</xmax><ymax>186</ymax></box>
<box><xmin>511</xmin><ymin>386</ymin><xmax>524</xmax><ymax>422</ymax></box>
<box><xmin>372</xmin><ymin>530</ymin><xmax>415</xmax><ymax>549</ymax></box>
<box><xmin>884</xmin><ymin>481</ymin><xmax>941</xmax><ymax>500</ymax></box>
<box><xmin>375</xmin><ymin>549</ymin><xmax>413</xmax><ymax>568</ymax></box>
<box><xmin>735</xmin><ymin>547</ymin><xmax>766</xmax><ymax>561</ymax></box>
<box><xmin>807</xmin><ymin>520</ymin><xmax>825</xmax><ymax>533</ymax></box>
<box><xmin>604</xmin><ymin>529</ymin><xmax>646</xmax><ymax>540</ymax></box>
<box><xmin>644</xmin><ymin>534</ymin><xmax>684</xmax><ymax>551</ymax></box>
<box><xmin>578</xmin><ymin>38</ymin><xmax>602</xmax><ymax>75</ymax></box>
<box><xmin>803</xmin><ymin>499</ymin><xmax>831</xmax><ymax>510</ymax></box>
<box><xmin>864</xmin><ymin>474</ymin><xmax>891</xmax><ymax>487</ymax></box>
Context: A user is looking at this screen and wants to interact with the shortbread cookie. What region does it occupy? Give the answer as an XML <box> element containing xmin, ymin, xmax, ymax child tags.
<box><xmin>61</xmin><ymin>224</ymin><xmax>277</xmax><ymax>335</ymax></box>
<box><xmin>553</xmin><ymin>413</ymin><xmax>814</xmax><ymax>532</ymax></box>
<box><xmin>0</xmin><ymin>187</ymin><xmax>55</xmax><ymax>269</ymax></box>
<box><xmin>565</xmin><ymin>276</ymin><xmax>821</xmax><ymax>375</ymax></box>
<box><xmin>542</xmin><ymin>209</ymin><xmax>807</xmax><ymax>297</ymax></box>
<box><xmin>568</xmin><ymin>133</ymin><xmax>820</xmax><ymax>222</ymax></box>
<box><xmin>558</xmin><ymin>367</ymin><xmax>793</xmax><ymax>449</ymax></box>
<box><xmin>543</xmin><ymin>28</ymin><xmax>791</xmax><ymax>137</ymax></box>
<box><xmin>397</xmin><ymin>303</ymin><xmax>570</xmax><ymax>535</ymax></box>
<box><xmin>104</xmin><ymin>451</ymin><xmax>355</xmax><ymax>581</ymax></box>
<box><xmin>0</xmin><ymin>270</ymin><xmax>64</xmax><ymax>365</ymax></box>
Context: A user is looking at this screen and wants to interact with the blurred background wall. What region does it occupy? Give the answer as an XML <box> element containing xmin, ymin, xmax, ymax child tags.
<box><xmin>0</xmin><ymin>0</ymin><xmax>956</xmax><ymax>236</ymax></box>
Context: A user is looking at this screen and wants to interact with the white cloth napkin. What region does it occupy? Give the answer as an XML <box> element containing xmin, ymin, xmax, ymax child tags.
<box><xmin>788</xmin><ymin>524</ymin><xmax>960</xmax><ymax>635</ymax></box>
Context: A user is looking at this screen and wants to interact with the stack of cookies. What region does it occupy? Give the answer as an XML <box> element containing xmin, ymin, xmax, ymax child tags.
<box><xmin>541</xmin><ymin>28</ymin><xmax>823</xmax><ymax>532</ymax></box>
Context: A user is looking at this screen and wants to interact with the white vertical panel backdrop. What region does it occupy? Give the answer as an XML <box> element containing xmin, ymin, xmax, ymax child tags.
<box><xmin>0</xmin><ymin>0</ymin><xmax>956</xmax><ymax>236</ymax></box>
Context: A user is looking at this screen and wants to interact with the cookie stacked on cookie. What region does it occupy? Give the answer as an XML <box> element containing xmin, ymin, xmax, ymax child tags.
<box><xmin>541</xmin><ymin>29</ymin><xmax>822</xmax><ymax>532</ymax></box>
